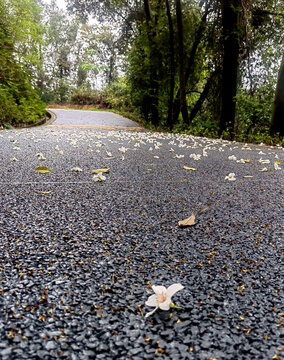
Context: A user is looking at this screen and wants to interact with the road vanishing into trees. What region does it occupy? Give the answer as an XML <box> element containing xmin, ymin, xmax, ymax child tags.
<box><xmin>0</xmin><ymin>112</ymin><xmax>283</xmax><ymax>359</ymax></box>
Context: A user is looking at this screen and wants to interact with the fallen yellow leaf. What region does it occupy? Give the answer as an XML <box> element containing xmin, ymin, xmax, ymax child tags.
<box><xmin>178</xmin><ymin>213</ymin><xmax>196</xmax><ymax>227</ymax></box>
<box><xmin>35</xmin><ymin>167</ymin><xmax>51</xmax><ymax>173</ymax></box>
<box><xmin>244</xmin><ymin>159</ymin><xmax>250</xmax><ymax>163</ymax></box>
<box><xmin>92</xmin><ymin>168</ymin><xmax>109</xmax><ymax>174</ymax></box>
<box><xmin>183</xmin><ymin>166</ymin><xmax>197</xmax><ymax>171</ymax></box>
<box><xmin>40</xmin><ymin>191</ymin><xmax>53</xmax><ymax>194</ymax></box>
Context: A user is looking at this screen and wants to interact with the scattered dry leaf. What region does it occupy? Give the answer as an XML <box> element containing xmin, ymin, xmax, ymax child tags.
<box><xmin>244</xmin><ymin>159</ymin><xmax>250</xmax><ymax>163</ymax></box>
<box><xmin>183</xmin><ymin>166</ymin><xmax>197</xmax><ymax>171</ymax></box>
<box><xmin>35</xmin><ymin>167</ymin><xmax>51</xmax><ymax>173</ymax></box>
<box><xmin>92</xmin><ymin>168</ymin><xmax>109</xmax><ymax>174</ymax></box>
<box><xmin>243</xmin><ymin>176</ymin><xmax>253</xmax><ymax>178</ymax></box>
<box><xmin>40</xmin><ymin>191</ymin><xmax>53</xmax><ymax>194</ymax></box>
<box><xmin>178</xmin><ymin>213</ymin><xmax>196</xmax><ymax>227</ymax></box>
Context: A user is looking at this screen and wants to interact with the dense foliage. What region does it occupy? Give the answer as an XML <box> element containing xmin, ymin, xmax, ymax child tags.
<box><xmin>0</xmin><ymin>0</ymin><xmax>46</xmax><ymax>126</ymax></box>
<box><xmin>63</xmin><ymin>0</ymin><xmax>284</xmax><ymax>142</ymax></box>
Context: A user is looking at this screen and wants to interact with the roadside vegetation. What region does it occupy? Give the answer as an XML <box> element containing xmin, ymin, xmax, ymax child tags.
<box><xmin>0</xmin><ymin>0</ymin><xmax>283</xmax><ymax>145</ymax></box>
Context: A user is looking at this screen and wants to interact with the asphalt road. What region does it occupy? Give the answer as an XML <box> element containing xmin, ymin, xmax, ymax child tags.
<box><xmin>0</xmin><ymin>113</ymin><xmax>283</xmax><ymax>359</ymax></box>
<box><xmin>48</xmin><ymin>109</ymin><xmax>143</xmax><ymax>130</ymax></box>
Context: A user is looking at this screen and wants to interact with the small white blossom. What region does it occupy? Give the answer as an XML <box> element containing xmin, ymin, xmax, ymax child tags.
<box><xmin>71</xmin><ymin>167</ymin><xmax>83</xmax><ymax>172</ymax></box>
<box><xmin>225</xmin><ymin>173</ymin><xmax>236</xmax><ymax>181</ymax></box>
<box><xmin>93</xmin><ymin>172</ymin><xmax>106</xmax><ymax>182</ymax></box>
<box><xmin>119</xmin><ymin>146</ymin><xmax>127</xmax><ymax>153</ymax></box>
<box><xmin>228</xmin><ymin>155</ymin><xmax>237</xmax><ymax>161</ymax></box>
<box><xmin>145</xmin><ymin>284</ymin><xmax>184</xmax><ymax>318</ymax></box>
<box><xmin>258</xmin><ymin>158</ymin><xmax>270</xmax><ymax>164</ymax></box>
<box><xmin>274</xmin><ymin>163</ymin><xmax>281</xmax><ymax>170</ymax></box>
<box><xmin>190</xmin><ymin>153</ymin><xmax>201</xmax><ymax>160</ymax></box>
<box><xmin>36</xmin><ymin>153</ymin><xmax>46</xmax><ymax>161</ymax></box>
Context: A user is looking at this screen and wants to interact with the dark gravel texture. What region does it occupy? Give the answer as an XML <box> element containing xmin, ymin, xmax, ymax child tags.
<box><xmin>0</xmin><ymin>126</ymin><xmax>283</xmax><ymax>360</ymax></box>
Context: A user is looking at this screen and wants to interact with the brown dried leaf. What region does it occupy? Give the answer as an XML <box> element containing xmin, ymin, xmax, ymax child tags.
<box><xmin>92</xmin><ymin>168</ymin><xmax>109</xmax><ymax>174</ymax></box>
<box><xmin>178</xmin><ymin>213</ymin><xmax>196</xmax><ymax>227</ymax></box>
<box><xmin>183</xmin><ymin>166</ymin><xmax>197</xmax><ymax>171</ymax></box>
<box><xmin>35</xmin><ymin>166</ymin><xmax>51</xmax><ymax>173</ymax></box>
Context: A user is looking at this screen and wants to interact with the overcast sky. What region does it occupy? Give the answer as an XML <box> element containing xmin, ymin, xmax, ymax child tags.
<box><xmin>56</xmin><ymin>0</ymin><xmax>66</xmax><ymax>9</ymax></box>
<box><xmin>44</xmin><ymin>0</ymin><xmax>67</xmax><ymax>10</ymax></box>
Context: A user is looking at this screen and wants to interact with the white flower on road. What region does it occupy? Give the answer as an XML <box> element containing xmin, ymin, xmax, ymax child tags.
<box><xmin>258</xmin><ymin>158</ymin><xmax>270</xmax><ymax>164</ymax></box>
<box><xmin>93</xmin><ymin>172</ymin><xmax>106</xmax><ymax>182</ymax></box>
<box><xmin>145</xmin><ymin>284</ymin><xmax>184</xmax><ymax>318</ymax></box>
<box><xmin>71</xmin><ymin>167</ymin><xmax>83</xmax><ymax>172</ymax></box>
<box><xmin>228</xmin><ymin>155</ymin><xmax>237</xmax><ymax>161</ymax></box>
<box><xmin>106</xmin><ymin>151</ymin><xmax>113</xmax><ymax>157</ymax></box>
<box><xmin>274</xmin><ymin>163</ymin><xmax>281</xmax><ymax>170</ymax></box>
<box><xmin>36</xmin><ymin>153</ymin><xmax>46</xmax><ymax>161</ymax></box>
<box><xmin>119</xmin><ymin>146</ymin><xmax>127</xmax><ymax>153</ymax></box>
<box><xmin>175</xmin><ymin>154</ymin><xmax>184</xmax><ymax>159</ymax></box>
<box><xmin>190</xmin><ymin>154</ymin><xmax>201</xmax><ymax>160</ymax></box>
<box><xmin>225</xmin><ymin>173</ymin><xmax>236</xmax><ymax>181</ymax></box>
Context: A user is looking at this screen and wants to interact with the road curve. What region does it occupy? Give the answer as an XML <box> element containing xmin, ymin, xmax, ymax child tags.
<box><xmin>48</xmin><ymin>109</ymin><xmax>144</xmax><ymax>130</ymax></box>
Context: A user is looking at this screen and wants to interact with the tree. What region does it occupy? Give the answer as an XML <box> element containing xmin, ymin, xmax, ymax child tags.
<box><xmin>270</xmin><ymin>54</ymin><xmax>284</xmax><ymax>136</ymax></box>
<box><xmin>165</xmin><ymin>0</ymin><xmax>175</xmax><ymax>128</ymax></box>
<box><xmin>219</xmin><ymin>0</ymin><xmax>243</xmax><ymax>139</ymax></box>
<box><xmin>0</xmin><ymin>0</ymin><xmax>45</xmax><ymax>125</ymax></box>
<box><xmin>175</xmin><ymin>0</ymin><xmax>189</xmax><ymax>124</ymax></box>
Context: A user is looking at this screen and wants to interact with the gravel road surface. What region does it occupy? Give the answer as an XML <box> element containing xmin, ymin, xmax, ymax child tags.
<box><xmin>0</xmin><ymin>113</ymin><xmax>283</xmax><ymax>359</ymax></box>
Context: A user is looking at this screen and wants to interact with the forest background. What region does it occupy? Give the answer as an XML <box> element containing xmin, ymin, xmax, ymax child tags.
<box><xmin>0</xmin><ymin>0</ymin><xmax>283</xmax><ymax>144</ymax></box>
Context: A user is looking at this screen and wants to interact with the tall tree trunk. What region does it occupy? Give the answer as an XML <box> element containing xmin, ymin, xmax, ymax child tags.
<box><xmin>165</xmin><ymin>0</ymin><xmax>175</xmax><ymax>129</ymax></box>
<box><xmin>175</xmin><ymin>0</ymin><xmax>189</xmax><ymax>124</ymax></box>
<box><xmin>270</xmin><ymin>54</ymin><xmax>284</xmax><ymax>137</ymax></box>
<box><xmin>143</xmin><ymin>0</ymin><xmax>159</xmax><ymax>126</ymax></box>
<box><xmin>189</xmin><ymin>71</ymin><xmax>215</xmax><ymax>122</ymax></box>
<box><xmin>219</xmin><ymin>0</ymin><xmax>242</xmax><ymax>139</ymax></box>
<box><xmin>144</xmin><ymin>0</ymin><xmax>151</xmax><ymax>21</ymax></box>
<box><xmin>172</xmin><ymin>2</ymin><xmax>210</xmax><ymax>124</ymax></box>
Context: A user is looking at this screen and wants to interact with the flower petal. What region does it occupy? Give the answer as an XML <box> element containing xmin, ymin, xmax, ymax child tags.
<box><xmin>152</xmin><ymin>285</ymin><xmax>167</xmax><ymax>295</ymax></box>
<box><xmin>145</xmin><ymin>294</ymin><xmax>158</xmax><ymax>307</ymax></box>
<box><xmin>166</xmin><ymin>283</ymin><xmax>184</xmax><ymax>299</ymax></box>
<box><xmin>145</xmin><ymin>307</ymin><xmax>158</xmax><ymax>318</ymax></box>
<box><xmin>158</xmin><ymin>298</ymin><xmax>171</xmax><ymax>311</ymax></box>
